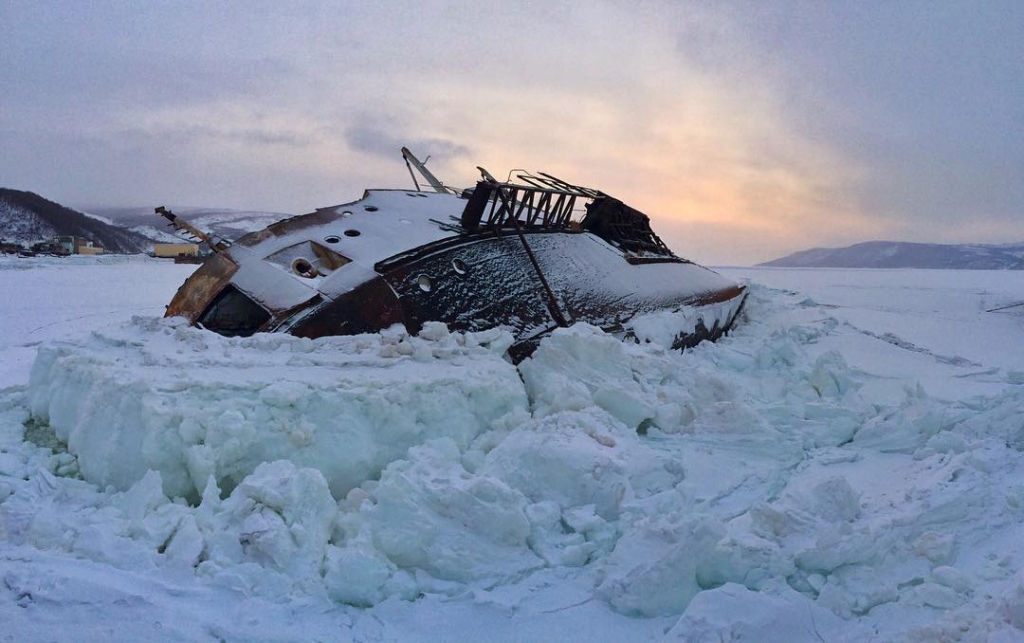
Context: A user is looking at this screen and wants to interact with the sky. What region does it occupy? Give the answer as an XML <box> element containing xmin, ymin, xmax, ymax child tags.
<box><xmin>1</xmin><ymin>1</ymin><xmax>1021</xmax><ymax>265</ymax></box>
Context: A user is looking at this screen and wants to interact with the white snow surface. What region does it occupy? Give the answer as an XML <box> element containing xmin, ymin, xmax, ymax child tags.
<box><xmin>3</xmin><ymin>261</ymin><xmax>1024</xmax><ymax>641</ymax></box>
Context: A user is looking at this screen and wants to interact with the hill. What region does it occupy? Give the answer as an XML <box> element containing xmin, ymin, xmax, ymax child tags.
<box><xmin>0</xmin><ymin>188</ymin><xmax>153</xmax><ymax>253</ymax></box>
<box><xmin>87</xmin><ymin>206</ymin><xmax>290</xmax><ymax>245</ymax></box>
<box><xmin>760</xmin><ymin>240</ymin><xmax>1024</xmax><ymax>269</ymax></box>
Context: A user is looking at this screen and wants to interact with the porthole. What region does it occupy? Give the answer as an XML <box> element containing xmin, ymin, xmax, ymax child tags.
<box><xmin>364</xmin><ymin>205</ymin><xmax>378</xmax><ymax>212</ymax></box>
<box><xmin>406</xmin><ymin>192</ymin><xmax>418</xmax><ymax>197</ymax></box>
<box><xmin>344</xmin><ymin>229</ymin><xmax>361</xmax><ymax>237</ymax></box>
<box><xmin>452</xmin><ymin>258</ymin><xmax>468</xmax><ymax>275</ymax></box>
<box><xmin>324</xmin><ymin>235</ymin><xmax>341</xmax><ymax>244</ymax></box>
<box><xmin>291</xmin><ymin>257</ymin><xmax>318</xmax><ymax>278</ymax></box>
<box><xmin>417</xmin><ymin>275</ymin><xmax>432</xmax><ymax>292</ymax></box>
<box><xmin>341</xmin><ymin>210</ymin><xmax>353</xmax><ymax>217</ymax></box>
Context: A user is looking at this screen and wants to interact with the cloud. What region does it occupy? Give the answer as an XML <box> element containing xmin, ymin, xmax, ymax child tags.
<box><xmin>75</xmin><ymin>124</ymin><xmax>313</xmax><ymax>150</ymax></box>
<box><xmin>694</xmin><ymin>3</ymin><xmax>1024</xmax><ymax>232</ymax></box>
<box><xmin>344</xmin><ymin>116</ymin><xmax>472</xmax><ymax>162</ymax></box>
<box><xmin>1</xmin><ymin>2</ymin><xmax>1020</xmax><ymax>264</ymax></box>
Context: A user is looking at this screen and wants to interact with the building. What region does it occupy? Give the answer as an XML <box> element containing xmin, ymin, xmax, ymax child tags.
<box><xmin>153</xmin><ymin>243</ymin><xmax>200</xmax><ymax>258</ymax></box>
<box><xmin>57</xmin><ymin>235</ymin><xmax>104</xmax><ymax>255</ymax></box>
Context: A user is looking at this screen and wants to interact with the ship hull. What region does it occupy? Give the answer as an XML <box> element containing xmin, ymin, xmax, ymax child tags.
<box><xmin>164</xmin><ymin>188</ymin><xmax>746</xmax><ymax>361</ymax></box>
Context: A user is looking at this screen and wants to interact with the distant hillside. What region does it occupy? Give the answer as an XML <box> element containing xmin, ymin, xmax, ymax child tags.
<box><xmin>0</xmin><ymin>188</ymin><xmax>153</xmax><ymax>253</ymax></box>
<box><xmin>87</xmin><ymin>206</ymin><xmax>290</xmax><ymax>245</ymax></box>
<box><xmin>760</xmin><ymin>241</ymin><xmax>1024</xmax><ymax>270</ymax></box>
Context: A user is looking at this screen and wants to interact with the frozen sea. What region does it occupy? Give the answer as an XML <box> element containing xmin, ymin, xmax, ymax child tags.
<box><xmin>2</xmin><ymin>255</ymin><xmax>1024</xmax><ymax>641</ymax></box>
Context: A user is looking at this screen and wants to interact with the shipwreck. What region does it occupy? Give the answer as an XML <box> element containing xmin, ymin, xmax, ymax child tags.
<box><xmin>160</xmin><ymin>149</ymin><xmax>747</xmax><ymax>361</ymax></box>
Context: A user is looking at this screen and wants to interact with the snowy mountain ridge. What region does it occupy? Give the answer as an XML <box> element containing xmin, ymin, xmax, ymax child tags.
<box><xmin>87</xmin><ymin>205</ymin><xmax>291</xmax><ymax>245</ymax></box>
<box><xmin>0</xmin><ymin>187</ymin><xmax>292</xmax><ymax>251</ymax></box>
<box><xmin>0</xmin><ymin>196</ymin><xmax>57</xmax><ymax>243</ymax></box>
<box><xmin>761</xmin><ymin>240</ymin><xmax>1024</xmax><ymax>269</ymax></box>
<box><xmin>0</xmin><ymin>188</ymin><xmax>153</xmax><ymax>253</ymax></box>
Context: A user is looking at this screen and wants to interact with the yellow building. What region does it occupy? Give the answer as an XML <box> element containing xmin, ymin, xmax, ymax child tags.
<box><xmin>57</xmin><ymin>235</ymin><xmax>104</xmax><ymax>254</ymax></box>
<box><xmin>153</xmin><ymin>243</ymin><xmax>199</xmax><ymax>258</ymax></box>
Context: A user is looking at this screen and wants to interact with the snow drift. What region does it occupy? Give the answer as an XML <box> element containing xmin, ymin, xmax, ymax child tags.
<box><xmin>5</xmin><ymin>266</ymin><xmax>1024</xmax><ymax>641</ymax></box>
<box><xmin>27</xmin><ymin>319</ymin><xmax>524</xmax><ymax>500</ymax></box>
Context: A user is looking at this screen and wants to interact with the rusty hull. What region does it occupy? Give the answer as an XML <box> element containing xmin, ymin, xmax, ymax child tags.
<box><xmin>165</xmin><ymin>253</ymin><xmax>238</xmax><ymax>323</ymax></box>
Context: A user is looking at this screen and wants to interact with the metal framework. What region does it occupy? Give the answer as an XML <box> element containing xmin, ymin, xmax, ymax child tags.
<box><xmin>581</xmin><ymin>198</ymin><xmax>672</xmax><ymax>255</ymax></box>
<box><xmin>156</xmin><ymin>206</ymin><xmax>233</xmax><ymax>252</ymax></box>
<box><xmin>486</xmin><ymin>184</ymin><xmax>577</xmax><ymax>229</ymax></box>
<box><xmin>461</xmin><ymin>173</ymin><xmax>602</xmax><ymax>233</ymax></box>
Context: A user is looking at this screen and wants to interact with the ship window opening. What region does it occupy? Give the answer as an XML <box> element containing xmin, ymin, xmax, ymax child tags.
<box><xmin>406</xmin><ymin>192</ymin><xmax>418</xmax><ymax>197</ymax></box>
<box><xmin>452</xmin><ymin>259</ymin><xmax>468</xmax><ymax>275</ymax></box>
<box><xmin>324</xmin><ymin>235</ymin><xmax>341</xmax><ymax>244</ymax></box>
<box><xmin>341</xmin><ymin>210</ymin><xmax>353</xmax><ymax>217</ymax></box>
<box><xmin>364</xmin><ymin>206</ymin><xmax>378</xmax><ymax>212</ymax></box>
<box><xmin>344</xmin><ymin>229</ymin><xmax>361</xmax><ymax>237</ymax></box>
<box><xmin>198</xmin><ymin>285</ymin><xmax>270</xmax><ymax>337</ymax></box>
<box><xmin>291</xmin><ymin>257</ymin><xmax>318</xmax><ymax>278</ymax></box>
<box><xmin>417</xmin><ymin>275</ymin><xmax>432</xmax><ymax>292</ymax></box>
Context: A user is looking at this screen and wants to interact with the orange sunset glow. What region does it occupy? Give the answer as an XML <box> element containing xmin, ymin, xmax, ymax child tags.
<box><xmin>2</xmin><ymin>2</ymin><xmax>1020</xmax><ymax>265</ymax></box>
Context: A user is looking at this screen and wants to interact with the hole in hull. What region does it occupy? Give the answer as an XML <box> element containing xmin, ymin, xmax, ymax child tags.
<box><xmin>198</xmin><ymin>285</ymin><xmax>271</xmax><ymax>337</ymax></box>
<box><xmin>291</xmin><ymin>257</ymin><xmax>318</xmax><ymax>278</ymax></box>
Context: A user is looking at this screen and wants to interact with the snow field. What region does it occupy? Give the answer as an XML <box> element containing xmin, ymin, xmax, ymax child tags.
<box><xmin>0</xmin><ymin>254</ymin><xmax>199</xmax><ymax>388</ymax></box>
<box><xmin>3</xmin><ymin>262</ymin><xmax>1024</xmax><ymax>640</ymax></box>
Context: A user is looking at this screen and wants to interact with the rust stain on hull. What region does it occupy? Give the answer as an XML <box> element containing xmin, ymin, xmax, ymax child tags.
<box><xmin>165</xmin><ymin>253</ymin><xmax>238</xmax><ymax>322</ymax></box>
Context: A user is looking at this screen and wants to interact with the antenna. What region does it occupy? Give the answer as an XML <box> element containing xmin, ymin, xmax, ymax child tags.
<box><xmin>403</xmin><ymin>156</ymin><xmax>421</xmax><ymax>191</ymax></box>
<box><xmin>400</xmin><ymin>147</ymin><xmax>457</xmax><ymax>195</ymax></box>
<box><xmin>987</xmin><ymin>301</ymin><xmax>1024</xmax><ymax>313</ymax></box>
